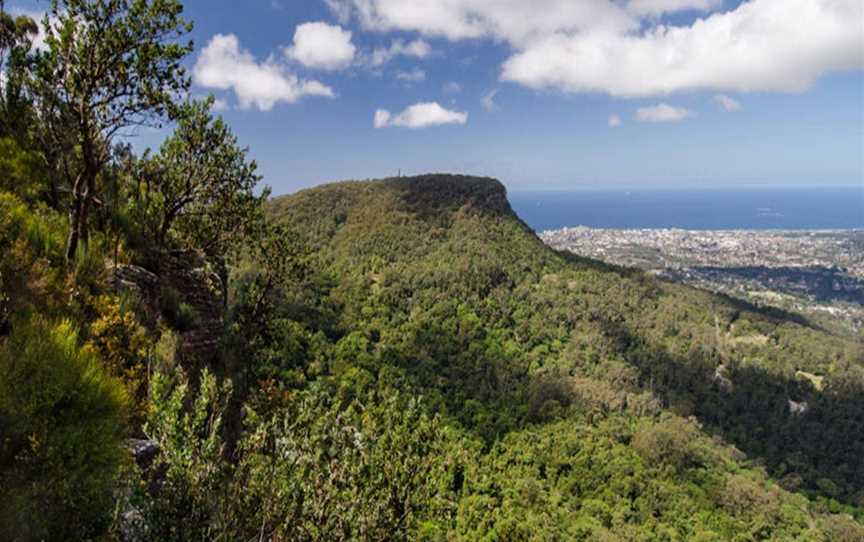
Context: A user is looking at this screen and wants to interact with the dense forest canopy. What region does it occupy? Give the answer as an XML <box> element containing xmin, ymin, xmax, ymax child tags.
<box><xmin>0</xmin><ymin>1</ymin><xmax>862</xmax><ymax>541</ymax></box>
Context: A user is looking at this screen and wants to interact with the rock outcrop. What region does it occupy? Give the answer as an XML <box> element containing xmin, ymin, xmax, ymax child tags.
<box><xmin>112</xmin><ymin>250</ymin><xmax>225</xmax><ymax>370</ymax></box>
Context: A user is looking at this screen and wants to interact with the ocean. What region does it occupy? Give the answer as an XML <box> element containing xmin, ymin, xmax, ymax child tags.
<box><xmin>508</xmin><ymin>186</ymin><xmax>864</xmax><ymax>232</ymax></box>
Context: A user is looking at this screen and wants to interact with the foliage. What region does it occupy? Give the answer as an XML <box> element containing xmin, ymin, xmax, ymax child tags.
<box><xmin>0</xmin><ymin>317</ymin><xmax>128</xmax><ymax>541</ymax></box>
<box><xmin>131</xmin><ymin>98</ymin><xmax>267</xmax><ymax>255</ymax></box>
<box><xmin>0</xmin><ymin>0</ymin><xmax>861</xmax><ymax>535</ymax></box>
<box><xmin>86</xmin><ymin>294</ymin><xmax>151</xmax><ymax>419</ymax></box>
<box><xmin>141</xmin><ymin>367</ymin><xmax>233</xmax><ymax>541</ymax></box>
<box><xmin>234</xmin><ymin>386</ymin><xmax>445</xmax><ymax>541</ymax></box>
<box><xmin>31</xmin><ymin>0</ymin><xmax>193</xmax><ymax>258</ymax></box>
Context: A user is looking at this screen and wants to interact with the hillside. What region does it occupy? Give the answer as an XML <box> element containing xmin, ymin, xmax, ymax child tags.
<box><xmin>3</xmin><ymin>2</ymin><xmax>861</xmax><ymax>538</ymax></box>
<box><xmin>262</xmin><ymin>174</ymin><xmax>864</xmax><ymax>538</ymax></box>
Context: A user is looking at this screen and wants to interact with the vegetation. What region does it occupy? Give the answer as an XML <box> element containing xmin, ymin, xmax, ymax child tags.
<box><xmin>0</xmin><ymin>1</ymin><xmax>861</xmax><ymax>540</ymax></box>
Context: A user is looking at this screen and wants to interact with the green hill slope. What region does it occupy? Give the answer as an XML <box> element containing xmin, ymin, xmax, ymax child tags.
<box><xmin>264</xmin><ymin>174</ymin><xmax>864</xmax><ymax>538</ymax></box>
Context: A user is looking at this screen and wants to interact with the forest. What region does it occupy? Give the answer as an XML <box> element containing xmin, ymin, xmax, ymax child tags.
<box><xmin>0</xmin><ymin>1</ymin><xmax>863</xmax><ymax>541</ymax></box>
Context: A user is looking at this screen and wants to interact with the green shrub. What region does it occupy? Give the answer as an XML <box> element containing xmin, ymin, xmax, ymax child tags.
<box><xmin>0</xmin><ymin>318</ymin><xmax>128</xmax><ymax>541</ymax></box>
<box><xmin>160</xmin><ymin>286</ymin><xmax>197</xmax><ymax>332</ymax></box>
<box><xmin>141</xmin><ymin>367</ymin><xmax>233</xmax><ymax>541</ymax></box>
<box><xmin>632</xmin><ymin>416</ymin><xmax>705</xmax><ymax>471</ymax></box>
<box><xmin>0</xmin><ymin>192</ymin><xmax>66</xmax><ymax>263</ymax></box>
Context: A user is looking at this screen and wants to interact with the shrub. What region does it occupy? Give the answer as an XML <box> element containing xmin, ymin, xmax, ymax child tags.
<box><xmin>140</xmin><ymin>368</ymin><xmax>233</xmax><ymax>541</ymax></box>
<box><xmin>0</xmin><ymin>318</ymin><xmax>128</xmax><ymax>541</ymax></box>
<box><xmin>632</xmin><ymin>416</ymin><xmax>704</xmax><ymax>470</ymax></box>
<box><xmin>160</xmin><ymin>285</ymin><xmax>197</xmax><ymax>332</ymax></box>
<box><xmin>86</xmin><ymin>295</ymin><xmax>152</xmax><ymax>420</ymax></box>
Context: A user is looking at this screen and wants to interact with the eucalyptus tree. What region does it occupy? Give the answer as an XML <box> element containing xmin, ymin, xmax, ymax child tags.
<box><xmin>144</xmin><ymin>97</ymin><xmax>267</xmax><ymax>256</ymax></box>
<box><xmin>0</xmin><ymin>2</ymin><xmax>38</xmax><ymax>138</ymax></box>
<box><xmin>31</xmin><ymin>0</ymin><xmax>193</xmax><ymax>260</ymax></box>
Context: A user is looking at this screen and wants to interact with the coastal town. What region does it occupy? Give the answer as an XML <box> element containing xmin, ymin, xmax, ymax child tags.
<box><xmin>540</xmin><ymin>227</ymin><xmax>864</xmax><ymax>333</ymax></box>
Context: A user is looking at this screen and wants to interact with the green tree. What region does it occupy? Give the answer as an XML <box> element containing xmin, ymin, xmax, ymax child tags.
<box><xmin>31</xmin><ymin>0</ymin><xmax>192</xmax><ymax>260</ymax></box>
<box><xmin>139</xmin><ymin>98</ymin><xmax>266</xmax><ymax>254</ymax></box>
<box><xmin>0</xmin><ymin>1</ymin><xmax>38</xmax><ymax>138</ymax></box>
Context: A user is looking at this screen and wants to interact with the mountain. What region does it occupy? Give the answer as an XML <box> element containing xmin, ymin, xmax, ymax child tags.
<box><xmin>262</xmin><ymin>174</ymin><xmax>864</xmax><ymax>538</ymax></box>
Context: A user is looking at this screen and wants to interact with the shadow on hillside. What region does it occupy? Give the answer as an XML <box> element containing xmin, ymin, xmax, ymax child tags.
<box><xmin>708</xmin><ymin>288</ymin><xmax>822</xmax><ymax>332</ymax></box>
<box><xmin>557</xmin><ymin>250</ymin><xmax>830</xmax><ymax>334</ymax></box>
<box><xmin>600</xmin><ymin>317</ymin><xmax>864</xmax><ymax>506</ymax></box>
<box><xmin>691</xmin><ymin>265</ymin><xmax>864</xmax><ymax>305</ymax></box>
<box><xmin>387</xmin><ymin>174</ymin><xmax>513</xmax><ymax>222</ymax></box>
<box><xmin>377</xmin><ymin>316</ymin><xmax>531</xmax><ymax>445</ymax></box>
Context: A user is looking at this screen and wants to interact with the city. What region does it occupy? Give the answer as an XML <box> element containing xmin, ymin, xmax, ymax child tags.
<box><xmin>541</xmin><ymin>227</ymin><xmax>864</xmax><ymax>334</ymax></box>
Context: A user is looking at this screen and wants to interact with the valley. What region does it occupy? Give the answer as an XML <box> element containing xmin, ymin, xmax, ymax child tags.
<box><xmin>542</xmin><ymin>227</ymin><xmax>864</xmax><ymax>335</ymax></box>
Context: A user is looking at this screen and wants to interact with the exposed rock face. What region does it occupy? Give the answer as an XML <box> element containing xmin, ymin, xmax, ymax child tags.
<box><xmin>112</xmin><ymin>250</ymin><xmax>225</xmax><ymax>369</ymax></box>
<box><xmin>156</xmin><ymin>250</ymin><xmax>225</xmax><ymax>365</ymax></box>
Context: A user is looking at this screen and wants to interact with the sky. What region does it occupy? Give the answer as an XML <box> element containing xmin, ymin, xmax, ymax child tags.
<box><xmin>9</xmin><ymin>0</ymin><xmax>864</xmax><ymax>195</ymax></box>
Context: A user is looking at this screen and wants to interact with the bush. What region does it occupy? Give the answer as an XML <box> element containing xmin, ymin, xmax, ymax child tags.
<box><xmin>86</xmin><ymin>295</ymin><xmax>151</xmax><ymax>420</ymax></box>
<box><xmin>160</xmin><ymin>285</ymin><xmax>197</xmax><ymax>332</ymax></box>
<box><xmin>632</xmin><ymin>416</ymin><xmax>704</xmax><ymax>470</ymax></box>
<box><xmin>140</xmin><ymin>367</ymin><xmax>233</xmax><ymax>541</ymax></box>
<box><xmin>0</xmin><ymin>318</ymin><xmax>128</xmax><ymax>541</ymax></box>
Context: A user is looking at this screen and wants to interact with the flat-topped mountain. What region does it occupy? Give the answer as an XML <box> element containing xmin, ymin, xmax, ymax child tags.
<box><xmin>263</xmin><ymin>174</ymin><xmax>864</xmax><ymax>537</ymax></box>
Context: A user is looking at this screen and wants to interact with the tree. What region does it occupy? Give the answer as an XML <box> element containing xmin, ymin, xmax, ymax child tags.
<box><xmin>0</xmin><ymin>2</ymin><xmax>38</xmax><ymax>137</ymax></box>
<box><xmin>140</xmin><ymin>97</ymin><xmax>267</xmax><ymax>255</ymax></box>
<box><xmin>31</xmin><ymin>0</ymin><xmax>192</xmax><ymax>260</ymax></box>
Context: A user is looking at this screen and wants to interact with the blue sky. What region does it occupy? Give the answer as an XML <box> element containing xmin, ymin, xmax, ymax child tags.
<box><xmin>11</xmin><ymin>0</ymin><xmax>864</xmax><ymax>194</ymax></box>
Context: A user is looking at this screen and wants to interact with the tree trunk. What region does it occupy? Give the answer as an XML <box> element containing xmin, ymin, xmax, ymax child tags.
<box><xmin>65</xmin><ymin>171</ymin><xmax>93</xmax><ymax>261</ymax></box>
<box><xmin>65</xmin><ymin>192</ymin><xmax>82</xmax><ymax>260</ymax></box>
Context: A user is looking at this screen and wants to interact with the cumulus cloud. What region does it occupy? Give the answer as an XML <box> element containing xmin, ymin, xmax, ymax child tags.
<box><xmin>626</xmin><ymin>0</ymin><xmax>721</xmax><ymax>16</ymax></box>
<box><xmin>194</xmin><ymin>34</ymin><xmax>334</xmax><ymax>111</ymax></box>
<box><xmin>374</xmin><ymin>102</ymin><xmax>468</xmax><ymax>128</ymax></box>
<box><xmin>635</xmin><ymin>103</ymin><xmax>692</xmax><ymax>122</ymax></box>
<box><xmin>713</xmin><ymin>94</ymin><xmax>742</xmax><ymax>112</ymax></box>
<box><xmin>608</xmin><ymin>114</ymin><xmax>622</xmax><ymax>127</ymax></box>
<box><xmin>332</xmin><ymin>0</ymin><xmax>863</xmax><ymax>98</ymax></box>
<box><xmin>481</xmin><ymin>89</ymin><xmax>499</xmax><ymax>112</ymax></box>
<box><xmin>395</xmin><ymin>67</ymin><xmax>426</xmax><ymax>81</ymax></box>
<box><xmin>285</xmin><ymin>22</ymin><xmax>355</xmax><ymax>70</ymax></box>
<box><xmin>344</xmin><ymin>0</ymin><xmax>633</xmax><ymax>44</ymax></box>
<box><xmin>366</xmin><ymin>38</ymin><xmax>432</xmax><ymax>67</ymax></box>
<box><xmin>502</xmin><ymin>0</ymin><xmax>864</xmax><ymax>97</ymax></box>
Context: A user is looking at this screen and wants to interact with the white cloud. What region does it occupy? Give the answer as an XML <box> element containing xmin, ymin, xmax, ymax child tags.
<box><xmin>481</xmin><ymin>89</ymin><xmax>499</xmax><ymax>112</ymax></box>
<box><xmin>194</xmin><ymin>34</ymin><xmax>334</xmax><ymax>111</ymax></box>
<box><xmin>374</xmin><ymin>102</ymin><xmax>468</xmax><ymax>128</ymax></box>
<box><xmin>395</xmin><ymin>67</ymin><xmax>426</xmax><ymax>81</ymax></box>
<box><xmin>501</xmin><ymin>0</ymin><xmax>864</xmax><ymax>97</ymax></box>
<box><xmin>337</xmin><ymin>0</ymin><xmax>863</xmax><ymax>98</ymax></box>
<box><xmin>626</xmin><ymin>0</ymin><xmax>721</xmax><ymax>17</ymax></box>
<box><xmin>345</xmin><ymin>0</ymin><xmax>634</xmax><ymax>45</ymax></box>
<box><xmin>713</xmin><ymin>94</ymin><xmax>742</xmax><ymax>112</ymax></box>
<box><xmin>285</xmin><ymin>22</ymin><xmax>355</xmax><ymax>70</ymax></box>
<box><xmin>608</xmin><ymin>114</ymin><xmax>622</xmax><ymax>127</ymax></box>
<box><xmin>212</xmin><ymin>98</ymin><xmax>229</xmax><ymax>112</ymax></box>
<box><xmin>366</xmin><ymin>38</ymin><xmax>433</xmax><ymax>67</ymax></box>
<box><xmin>324</xmin><ymin>0</ymin><xmax>352</xmax><ymax>24</ymax></box>
<box><xmin>443</xmin><ymin>81</ymin><xmax>463</xmax><ymax>94</ymax></box>
<box><xmin>635</xmin><ymin>103</ymin><xmax>692</xmax><ymax>122</ymax></box>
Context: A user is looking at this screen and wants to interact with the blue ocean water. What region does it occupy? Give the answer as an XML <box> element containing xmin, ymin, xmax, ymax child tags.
<box><xmin>509</xmin><ymin>187</ymin><xmax>864</xmax><ymax>232</ymax></box>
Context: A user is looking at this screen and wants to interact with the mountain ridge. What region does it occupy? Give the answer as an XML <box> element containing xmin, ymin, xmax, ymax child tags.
<box><xmin>264</xmin><ymin>174</ymin><xmax>864</xmax><ymax>521</ymax></box>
